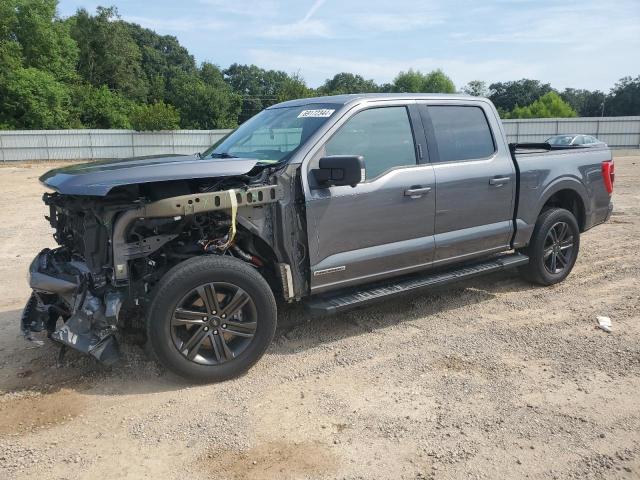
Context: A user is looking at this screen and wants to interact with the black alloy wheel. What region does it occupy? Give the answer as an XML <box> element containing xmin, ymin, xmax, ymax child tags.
<box><xmin>147</xmin><ymin>255</ymin><xmax>277</xmax><ymax>382</ymax></box>
<box><xmin>519</xmin><ymin>207</ymin><xmax>580</xmax><ymax>286</ymax></box>
<box><xmin>171</xmin><ymin>282</ymin><xmax>257</xmax><ymax>365</ymax></box>
<box><xmin>542</xmin><ymin>221</ymin><xmax>575</xmax><ymax>275</ymax></box>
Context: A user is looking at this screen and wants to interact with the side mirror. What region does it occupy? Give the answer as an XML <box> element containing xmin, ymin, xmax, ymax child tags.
<box><xmin>312</xmin><ymin>155</ymin><xmax>364</xmax><ymax>188</ymax></box>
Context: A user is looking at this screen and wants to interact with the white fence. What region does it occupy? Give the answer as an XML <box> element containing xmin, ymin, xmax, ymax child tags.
<box><xmin>1</xmin><ymin>116</ymin><xmax>639</xmax><ymax>162</ymax></box>
<box><xmin>0</xmin><ymin>129</ymin><xmax>232</xmax><ymax>162</ymax></box>
<box><xmin>503</xmin><ymin>116</ymin><xmax>640</xmax><ymax>148</ymax></box>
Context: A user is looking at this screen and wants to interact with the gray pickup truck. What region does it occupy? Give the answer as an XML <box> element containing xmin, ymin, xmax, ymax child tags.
<box><xmin>23</xmin><ymin>94</ymin><xmax>614</xmax><ymax>381</ymax></box>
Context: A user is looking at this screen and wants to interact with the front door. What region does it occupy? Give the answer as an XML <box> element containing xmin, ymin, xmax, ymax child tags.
<box><xmin>304</xmin><ymin>104</ymin><xmax>436</xmax><ymax>293</ymax></box>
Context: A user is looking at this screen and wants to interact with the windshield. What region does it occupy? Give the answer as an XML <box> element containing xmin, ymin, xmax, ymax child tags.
<box><xmin>202</xmin><ymin>104</ymin><xmax>340</xmax><ymax>163</ymax></box>
<box><xmin>547</xmin><ymin>135</ymin><xmax>575</xmax><ymax>145</ymax></box>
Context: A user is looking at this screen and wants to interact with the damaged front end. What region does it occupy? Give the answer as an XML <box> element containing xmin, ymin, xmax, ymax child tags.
<box><xmin>24</xmin><ymin>248</ymin><xmax>124</xmax><ymax>364</ymax></box>
<box><xmin>23</xmin><ymin>168</ymin><xmax>286</xmax><ymax>366</ymax></box>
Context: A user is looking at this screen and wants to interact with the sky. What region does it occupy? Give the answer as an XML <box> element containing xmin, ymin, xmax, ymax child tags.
<box><xmin>56</xmin><ymin>0</ymin><xmax>640</xmax><ymax>92</ymax></box>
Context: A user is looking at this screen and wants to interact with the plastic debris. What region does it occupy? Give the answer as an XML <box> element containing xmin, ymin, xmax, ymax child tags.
<box><xmin>596</xmin><ymin>316</ymin><xmax>612</xmax><ymax>333</ymax></box>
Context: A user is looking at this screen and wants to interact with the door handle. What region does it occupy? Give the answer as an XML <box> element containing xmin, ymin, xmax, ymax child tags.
<box><xmin>404</xmin><ymin>186</ymin><xmax>432</xmax><ymax>198</ymax></box>
<box><xmin>489</xmin><ymin>177</ymin><xmax>511</xmax><ymax>186</ymax></box>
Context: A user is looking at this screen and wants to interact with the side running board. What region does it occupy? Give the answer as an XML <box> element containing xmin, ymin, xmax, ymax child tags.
<box><xmin>305</xmin><ymin>252</ymin><xmax>529</xmax><ymax>315</ymax></box>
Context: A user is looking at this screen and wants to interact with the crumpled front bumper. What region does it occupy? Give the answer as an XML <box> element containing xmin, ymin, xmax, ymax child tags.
<box><xmin>23</xmin><ymin>249</ymin><xmax>123</xmax><ymax>365</ymax></box>
<box><xmin>28</xmin><ymin>251</ymin><xmax>78</xmax><ymax>296</ymax></box>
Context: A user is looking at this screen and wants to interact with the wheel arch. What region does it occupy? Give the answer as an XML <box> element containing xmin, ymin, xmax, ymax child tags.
<box><xmin>537</xmin><ymin>179</ymin><xmax>588</xmax><ymax>232</ymax></box>
<box><xmin>236</xmin><ymin>218</ymin><xmax>285</xmax><ymax>299</ymax></box>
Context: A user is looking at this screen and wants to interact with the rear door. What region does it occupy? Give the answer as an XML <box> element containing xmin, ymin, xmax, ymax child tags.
<box><xmin>418</xmin><ymin>101</ymin><xmax>515</xmax><ymax>264</ymax></box>
<box><xmin>303</xmin><ymin>102</ymin><xmax>436</xmax><ymax>293</ymax></box>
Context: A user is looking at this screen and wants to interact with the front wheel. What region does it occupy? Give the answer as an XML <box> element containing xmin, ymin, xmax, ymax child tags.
<box><xmin>519</xmin><ymin>208</ymin><xmax>580</xmax><ymax>286</ymax></box>
<box><xmin>147</xmin><ymin>256</ymin><xmax>277</xmax><ymax>382</ymax></box>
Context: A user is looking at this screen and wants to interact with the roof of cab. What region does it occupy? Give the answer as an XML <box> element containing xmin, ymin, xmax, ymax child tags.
<box><xmin>268</xmin><ymin>92</ymin><xmax>480</xmax><ymax>109</ymax></box>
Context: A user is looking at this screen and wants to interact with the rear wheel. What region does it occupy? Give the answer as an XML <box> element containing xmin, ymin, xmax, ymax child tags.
<box><xmin>147</xmin><ymin>256</ymin><xmax>277</xmax><ymax>382</ymax></box>
<box><xmin>519</xmin><ymin>208</ymin><xmax>580</xmax><ymax>286</ymax></box>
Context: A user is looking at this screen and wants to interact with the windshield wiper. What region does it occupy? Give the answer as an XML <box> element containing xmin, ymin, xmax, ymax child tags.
<box><xmin>210</xmin><ymin>152</ymin><xmax>238</xmax><ymax>159</ymax></box>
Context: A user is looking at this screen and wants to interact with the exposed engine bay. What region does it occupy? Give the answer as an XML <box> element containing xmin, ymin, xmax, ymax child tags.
<box><xmin>22</xmin><ymin>173</ymin><xmax>288</xmax><ymax>364</ymax></box>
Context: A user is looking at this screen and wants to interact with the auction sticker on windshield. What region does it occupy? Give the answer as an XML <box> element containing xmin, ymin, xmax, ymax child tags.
<box><xmin>297</xmin><ymin>109</ymin><xmax>335</xmax><ymax>118</ymax></box>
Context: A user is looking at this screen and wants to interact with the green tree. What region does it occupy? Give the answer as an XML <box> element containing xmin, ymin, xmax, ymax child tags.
<box><xmin>317</xmin><ymin>72</ymin><xmax>379</xmax><ymax>95</ymax></box>
<box><xmin>392</xmin><ymin>69</ymin><xmax>455</xmax><ymax>93</ymax></box>
<box><xmin>392</xmin><ymin>69</ymin><xmax>425</xmax><ymax>92</ymax></box>
<box><xmin>0</xmin><ymin>0</ymin><xmax>78</xmax><ymax>128</ymax></box>
<box><xmin>461</xmin><ymin>80</ymin><xmax>488</xmax><ymax>97</ymax></box>
<box><xmin>560</xmin><ymin>88</ymin><xmax>606</xmax><ymax>117</ymax></box>
<box><xmin>13</xmin><ymin>0</ymin><xmax>78</xmax><ymax>82</ymax></box>
<box><xmin>224</xmin><ymin>63</ymin><xmax>299</xmax><ymax>122</ymax></box>
<box><xmin>224</xmin><ymin>64</ymin><xmax>268</xmax><ymax>95</ymax></box>
<box><xmin>0</xmin><ymin>0</ymin><xmax>22</xmax><ymax>69</ymax></box>
<box><xmin>489</xmin><ymin>79</ymin><xmax>554</xmax><ymax>114</ymax></box>
<box><xmin>0</xmin><ymin>67</ymin><xmax>71</xmax><ymax>128</ymax></box>
<box><xmin>130</xmin><ymin>101</ymin><xmax>180</xmax><ymax>131</ymax></box>
<box><xmin>606</xmin><ymin>75</ymin><xmax>640</xmax><ymax>116</ymax></box>
<box><xmin>167</xmin><ymin>70</ymin><xmax>241</xmax><ymax>129</ymax></box>
<box><xmin>125</xmin><ymin>21</ymin><xmax>197</xmax><ymax>103</ymax></box>
<box><xmin>0</xmin><ymin>0</ymin><xmax>27</xmax><ymax>127</ymax></box>
<box><xmin>276</xmin><ymin>72</ymin><xmax>314</xmax><ymax>102</ymax></box>
<box><xmin>225</xmin><ymin>64</ymin><xmax>273</xmax><ymax>121</ymax></box>
<box><xmin>69</xmin><ymin>7</ymin><xmax>148</xmax><ymax>101</ymax></box>
<box><xmin>200</xmin><ymin>62</ymin><xmax>229</xmax><ymax>89</ymax></box>
<box><xmin>71</xmin><ymin>84</ymin><xmax>133</xmax><ymax>128</ymax></box>
<box><xmin>422</xmin><ymin>69</ymin><xmax>455</xmax><ymax>93</ymax></box>
<box><xmin>506</xmin><ymin>92</ymin><xmax>577</xmax><ymax>119</ymax></box>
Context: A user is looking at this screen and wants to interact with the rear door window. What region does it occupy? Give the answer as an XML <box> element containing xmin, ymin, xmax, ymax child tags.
<box><xmin>427</xmin><ymin>106</ymin><xmax>495</xmax><ymax>162</ymax></box>
<box><xmin>324</xmin><ymin>107</ymin><xmax>417</xmax><ymax>179</ymax></box>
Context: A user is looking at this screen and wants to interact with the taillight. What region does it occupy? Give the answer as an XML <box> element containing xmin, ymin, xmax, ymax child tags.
<box><xmin>601</xmin><ymin>160</ymin><xmax>614</xmax><ymax>195</ymax></box>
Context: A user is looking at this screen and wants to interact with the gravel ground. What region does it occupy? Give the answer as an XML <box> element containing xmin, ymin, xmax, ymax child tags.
<box><xmin>0</xmin><ymin>153</ymin><xmax>639</xmax><ymax>480</ymax></box>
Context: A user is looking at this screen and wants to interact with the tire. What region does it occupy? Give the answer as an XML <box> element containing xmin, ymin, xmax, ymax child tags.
<box><xmin>519</xmin><ymin>208</ymin><xmax>580</xmax><ymax>286</ymax></box>
<box><xmin>147</xmin><ymin>255</ymin><xmax>277</xmax><ymax>382</ymax></box>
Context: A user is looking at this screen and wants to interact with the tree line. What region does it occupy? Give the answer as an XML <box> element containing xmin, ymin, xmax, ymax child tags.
<box><xmin>1</xmin><ymin>1</ymin><xmax>638</xmax><ymax>131</ymax></box>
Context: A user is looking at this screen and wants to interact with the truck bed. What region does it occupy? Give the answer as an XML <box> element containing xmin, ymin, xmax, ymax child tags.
<box><xmin>511</xmin><ymin>145</ymin><xmax>613</xmax><ymax>248</ymax></box>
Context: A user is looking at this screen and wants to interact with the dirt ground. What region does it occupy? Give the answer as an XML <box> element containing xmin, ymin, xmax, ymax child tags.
<box><xmin>0</xmin><ymin>153</ymin><xmax>639</xmax><ymax>480</ymax></box>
